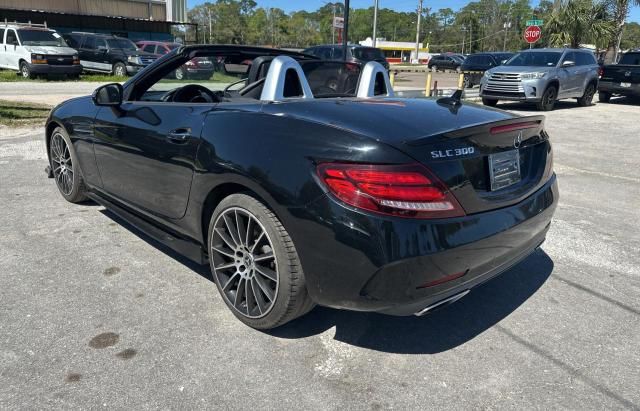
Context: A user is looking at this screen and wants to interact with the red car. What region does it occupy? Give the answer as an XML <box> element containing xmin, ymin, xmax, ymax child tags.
<box><xmin>136</xmin><ymin>41</ymin><xmax>215</xmax><ymax>80</ymax></box>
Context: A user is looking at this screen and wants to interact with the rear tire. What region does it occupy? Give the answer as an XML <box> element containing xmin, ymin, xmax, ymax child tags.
<box><xmin>577</xmin><ymin>83</ymin><xmax>596</xmax><ymax>107</ymax></box>
<box><xmin>175</xmin><ymin>67</ymin><xmax>185</xmax><ymax>80</ymax></box>
<box><xmin>536</xmin><ymin>85</ymin><xmax>557</xmax><ymax>111</ymax></box>
<box><xmin>49</xmin><ymin>127</ymin><xmax>88</xmax><ymax>203</ymax></box>
<box><xmin>598</xmin><ymin>91</ymin><xmax>611</xmax><ymax>103</ymax></box>
<box><xmin>431</xmin><ymin>65</ymin><xmax>438</xmax><ymax>72</ymax></box>
<box><xmin>208</xmin><ymin>193</ymin><xmax>314</xmax><ymax>329</ymax></box>
<box><xmin>463</xmin><ymin>75</ymin><xmax>472</xmax><ymax>89</ymax></box>
<box><xmin>482</xmin><ymin>98</ymin><xmax>498</xmax><ymax>107</ymax></box>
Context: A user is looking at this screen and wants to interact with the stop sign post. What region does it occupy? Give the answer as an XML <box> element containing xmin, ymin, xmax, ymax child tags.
<box><xmin>524</xmin><ymin>25</ymin><xmax>542</xmax><ymax>46</ymax></box>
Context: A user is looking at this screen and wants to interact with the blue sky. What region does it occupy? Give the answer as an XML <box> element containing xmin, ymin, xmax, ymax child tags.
<box><xmin>187</xmin><ymin>0</ymin><xmax>640</xmax><ymax>23</ymax></box>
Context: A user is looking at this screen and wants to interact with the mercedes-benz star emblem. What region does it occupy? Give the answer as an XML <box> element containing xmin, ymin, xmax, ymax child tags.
<box><xmin>514</xmin><ymin>131</ymin><xmax>523</xmax><ymax>149</ymax></box>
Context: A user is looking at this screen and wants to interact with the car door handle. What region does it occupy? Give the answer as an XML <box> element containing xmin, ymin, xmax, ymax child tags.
<box><xmin>167</xmin><ymin>128</ymin><xmax>192</xmax><ymax>144</ymax></box>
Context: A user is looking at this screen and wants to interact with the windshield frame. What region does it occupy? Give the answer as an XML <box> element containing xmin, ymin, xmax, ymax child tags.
<box><xmin>17</xmin><ymin>29</ymin><xmax>68</xmax><ymax>47</ymax></box>
<box><xmin>504</xmin><ymin>51</ymin><xmax>563</xmax><ymax>67</ymax></box>
<box><xmin>106</xmin><ymin>38</ymin><xmax>138</xmax><ymax>51</ymax></box>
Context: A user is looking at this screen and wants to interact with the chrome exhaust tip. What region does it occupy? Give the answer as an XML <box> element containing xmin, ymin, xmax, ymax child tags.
<box><xmin>414</xmin><ymin>290</ymin><xmax>470</xmax><ymax>317</ymax></box>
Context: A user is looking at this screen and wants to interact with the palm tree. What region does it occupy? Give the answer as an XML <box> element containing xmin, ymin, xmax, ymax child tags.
<box><xmin>605</xmin><ymin>0</ymin><xmax>640</xmax><ymax>63</ymax></box>
<box><xmin>546</xmin><ymin>0</ymin><xmax>616</xmax><ymax>48</ymax></box>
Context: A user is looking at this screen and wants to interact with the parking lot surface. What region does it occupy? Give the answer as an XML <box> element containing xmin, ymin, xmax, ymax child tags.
<box><xmin>0</xmin><ymin>97</ymin><xmax>639</xmax><ymax>409</ymax></box>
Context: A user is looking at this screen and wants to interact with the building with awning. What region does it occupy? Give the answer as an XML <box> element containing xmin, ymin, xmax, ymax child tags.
<box><xmin>0</xmin><ymin>0</ymin><xmax>190</xmax><ymax>42</ymax></box>
<box><xmin>359</xmin><ymin>37</ymin><xmax>430</xmax><ymax>64</ymax></box>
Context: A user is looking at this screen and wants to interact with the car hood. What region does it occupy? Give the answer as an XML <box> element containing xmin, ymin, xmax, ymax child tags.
<box><xmin>487</xmin><ymin>66</ymin><xmax>555</xmax><ymax>74</ymax></box>
<box><xmin>261</xmin><ymin>97</ymin><xmax>516</xmax><ymax>145</ymax></box>
<box><xmin>23</xmin><ymin>45</ymin><xmax>78</xmax><ymax>55</ymax></box>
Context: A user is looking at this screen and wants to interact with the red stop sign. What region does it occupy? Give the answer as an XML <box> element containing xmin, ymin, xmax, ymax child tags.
<box><xmin>524</xmin><ymin>26</ymin><xmax>542</xmax><ymax>44</ymax></box>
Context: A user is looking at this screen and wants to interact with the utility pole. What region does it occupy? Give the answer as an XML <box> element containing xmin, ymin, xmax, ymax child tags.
<box><xmin>332</xmin><ymin>4</ymin><xmax>336</xmax><ymax>44</ymax></box>
<box><xmin>461</xmin><ymin>26</ymin><xmax>466</xmax><ymax>54</ymax></box>
<box><xmin>414</xmin><ymin>0</ymin><xmax>423</xmax><ymax>64</ymax></box>
<box><xmin>503</xmin><ymin>21</ymin><xmax>511</xmax><ymax>51</ymax></box>
<box><xmin>372</xmin><ymin>0</ymin><xmax>379</xmax><ymax>47</ymax></box>
<box><xmin>342</xmin><ymin>0</ymin><xmax>350</xmax><ymax>61</ymax></box>
<box><xmin>208</xmin><ymin>8</ymin><xmax>212</xmax><ymax>43</ymax></box>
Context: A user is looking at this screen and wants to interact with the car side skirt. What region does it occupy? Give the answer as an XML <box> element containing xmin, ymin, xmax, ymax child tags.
<box><xmin>86</xmin><ymin>191</ymin><xmax>208</xmax><ymax>265</ymax></box>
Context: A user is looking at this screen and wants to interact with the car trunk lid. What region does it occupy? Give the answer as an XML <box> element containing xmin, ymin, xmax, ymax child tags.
<box><xmin>262</xmin><ymin>98</ymin><xmax>553</xmax><ymax>214</ymax></box>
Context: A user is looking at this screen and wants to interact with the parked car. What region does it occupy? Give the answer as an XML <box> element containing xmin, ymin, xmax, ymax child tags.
<box><xmin>0</xmin><ymin>22</ymin><xmax>81</xmax><ymax>79</ymax></box>
<box><xmin>136</xmin><ymin>40</ymin><xmax>214</xmax><ymax>80</ymax></box>
<box><xmin>461</xmin><ymin>52</ymin><xmax>514</xmax><ymax>88</ymax></box>
<box><xmin>302</xmin><ymin>44</ymin><xmax>390</xmax><ymax>70</ymax></box>
<box><xmin>44</xmin><ymin>45</ymin><xmax>557</xmax><ymax>329</ymax></box>
<box><xmin>62</xmin><ymin>32</ymin><xmax>157</xmax><ymax>76</ymax></box>
<box><xmin>480</xmin><ymin>48</ymin><xmax>599</xmax><ymax>111</ymax></box>
<box><xmin>428</xmin><ymin>54</ymin><xmax>464</xmax><ymax>72</ymax></box>
<box><xmin>598</xmin><ymin>51</ymin><xmax>640</xmax><ymax>102</ymax></box>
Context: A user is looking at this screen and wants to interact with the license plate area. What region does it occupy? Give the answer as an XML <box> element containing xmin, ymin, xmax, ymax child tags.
<box><xmin>620</xmin><ymin>82</ymin><xmax>631</xmax><ymax>88</ymax></box>
<box><xmin>489</xmin><ymin>150</ymin><xmax>521</xmax><ymax>191</ymax></box>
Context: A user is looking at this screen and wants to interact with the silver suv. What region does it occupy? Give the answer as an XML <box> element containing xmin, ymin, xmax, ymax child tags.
<box><xmin>480</xmin><ymin>48</ymin><xmax>599</xmax><ymax>111</ymax></box>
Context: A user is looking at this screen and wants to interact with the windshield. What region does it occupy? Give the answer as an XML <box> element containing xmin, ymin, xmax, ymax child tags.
<box><xmin>352</xmin><ymin>47</ymin><xmax>385</xmax><ymax>61</ymax></box>
<box><xmin>18</xmin><ymin>30</ymin><xmax>68</xmax><ymax>47</ymax></box>
<box><xmin>106</xmin><ymin>38</ymin><xmax>137</xmax><ymax>50</ymax></box>
<box><xmin>619</xmin><ymin>53</ymin><xmax>640</xmax><ymax>65</ymax></box>
<box><xmin>505</xmin><ymin>52</ymin><xmax>562</xmax><ymax>67</ymax></box>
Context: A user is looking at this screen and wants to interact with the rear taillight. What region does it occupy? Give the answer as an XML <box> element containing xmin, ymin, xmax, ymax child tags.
<box><xmin>317</xmin><ymin>163</ymin><xmax>465</xmax><ymax>219</ymax></box>
<box><xmin>598</xmin><ymin>67</ymin><xmax>604</xmax><ymax>78</ymax></box>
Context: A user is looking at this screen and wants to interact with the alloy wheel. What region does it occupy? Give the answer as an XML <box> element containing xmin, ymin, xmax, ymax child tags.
<box><xmin>115</xmin><ymin>65</ymin><xmax>126</xmax><ymax>77</ymax></box>
<box><xmin>50</xmin><ymin>132</ymin><xmax>74</xmax><ymax>196</ymax></box>
<box><xmin>21</xmin><ymin>64</ymin><xmax>30</xmax><ymax>78</ymax></box>
<box><xmin>210</xmin><ymin>207</ymin><xmax>279</xmax><ymax>319</ymax></box>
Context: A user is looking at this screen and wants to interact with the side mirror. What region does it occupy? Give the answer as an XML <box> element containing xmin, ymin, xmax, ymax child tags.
<box><xmin>562</xmin><ymin>60</ymin><xmax>575</xmax><ymax>68</ymax></box>
<box><xmin>92</xmin><ymin>83</ymin><xmax>123</xmax><ymax>106</ymax></box>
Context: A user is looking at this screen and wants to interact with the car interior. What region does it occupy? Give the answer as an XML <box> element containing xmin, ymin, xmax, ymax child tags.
<box><xmin>132</xmin><ymin>49</ymin><xmax>387</xmax><ymax>104</ymax></box>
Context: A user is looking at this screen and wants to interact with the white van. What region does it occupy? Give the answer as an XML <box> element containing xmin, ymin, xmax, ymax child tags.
<box><xmin>0</xmin><ymin>22</ymin><xmax>81</xmax><ymax>79</ymax></box>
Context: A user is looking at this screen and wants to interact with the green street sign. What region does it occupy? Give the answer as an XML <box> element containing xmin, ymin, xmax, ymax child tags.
<box><xmin>526</xmin><ymin>19</ymin><xmax>544</xmax><ymax>26</ymax></box>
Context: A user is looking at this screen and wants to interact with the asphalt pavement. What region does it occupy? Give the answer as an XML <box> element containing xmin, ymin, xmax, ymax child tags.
<box><xmin>0</xmin><ymin>97</ymin><xmax>639</xmax><ymax>409</ymax></box>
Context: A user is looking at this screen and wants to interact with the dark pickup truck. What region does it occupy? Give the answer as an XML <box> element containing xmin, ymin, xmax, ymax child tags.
<box><xmin>598</xmin><ymin>52</ymin><xmax>640</xmax><ymax>102</ymax></box>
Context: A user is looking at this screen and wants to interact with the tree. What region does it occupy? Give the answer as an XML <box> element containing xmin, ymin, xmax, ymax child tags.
<box><xmin>604</xmin><ymin>0</ymin><xmax>640</xmax><ymax>62</ymax></box>
<box><xmin>546</xmin><ymin>0</ymin><xmax>616</xmax><ymax>48</ymax></box>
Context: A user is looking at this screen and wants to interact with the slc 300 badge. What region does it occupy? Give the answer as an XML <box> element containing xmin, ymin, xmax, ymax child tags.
<box><xmin>430</xmin><ymin>147</ymin><xmax>475</xmax><ymax>159</ymax></box>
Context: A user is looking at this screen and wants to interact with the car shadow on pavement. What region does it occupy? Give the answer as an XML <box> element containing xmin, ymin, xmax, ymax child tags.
<box><xmin>499</xmin><ymin>96</ymin><xmax>640</xmax><ymax>112</ymax></box>
<box><xmin>99</xmin><ymin>208</ymin><xmax>553</xmax><ymax>354</ymax></box>
<box><xmin>270</xmin><ymin>249</ymin><xmax>554</xmax><ymax>354</ymax></box>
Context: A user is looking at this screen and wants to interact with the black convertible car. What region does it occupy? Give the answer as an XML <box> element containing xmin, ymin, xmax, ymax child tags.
<box><xmin>45</xmin><ymin>45</ymin><xmax>558</xmax><ymax>329</ymax></box>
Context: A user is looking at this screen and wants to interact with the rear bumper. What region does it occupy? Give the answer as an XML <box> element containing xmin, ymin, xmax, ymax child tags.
<box><xmin>598</xmin><ymin>80</ymin><xmax>640</xmax><ymax>97</ymax></box>
<box><xmin>290</xmin><ymin>174</ymin><xmax>558</xmax><ymax>315</ymax></box>
<box><xmin>28</xmin><ymin>64</ymin><xmax>82</xmax><ymax>75</ymax></box>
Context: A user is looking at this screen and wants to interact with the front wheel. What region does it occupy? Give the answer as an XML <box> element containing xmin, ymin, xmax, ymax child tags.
<box><xmin>431</xmin><ymin>65</ymin><xmax>438</xmax><ymax>72</ymax></box>
<box><xmin>536</xmin><ymin>86</ymin><xmax>557</xmax><ymax>111</ymax></box>
<box><xmin>20</xmin><ymin>61</ymin><xmax>35</xmax><ymax>79</ymax></box>
<box><xmin>598</xmin><ymin>91</ymin><xmax>611</xmax><ymax>103</ymax></box>
<box><xmin>208</xmin><ymin>194</ymin><xmax>314</xmax><ymax>329</ymax></box>
<box><xmin>175</xmin><ymin>67</ymin><xmax>185</xmax><ymax>80</ymax></box>
<box><xmin>577</xmin><ymin>83</ymin><xmax>596</xmax><ymax>107</ymax></box>
<box><xmin>112</xmin><ymin>62</ymin><xmax>127</xmax><ymax>77</ymax></box>
<box><xmin>463</xmin><ymin>75</ymin><xmax>472</xmax><ymax>89</ymax></box>
<box><xmin>49</xmin><ymin>127</ymin><xmax>88</xmax><ymax>203</ymax></box>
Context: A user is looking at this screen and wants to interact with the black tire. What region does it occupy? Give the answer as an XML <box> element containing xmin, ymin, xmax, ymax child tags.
<box><xmin>577</xmin><ymin>83</ymin><xmax>596</xmax><ymax>107</ymax></box>
<box><xmin>599</xmin><ymin>91</ymin><xmax>611</xmax><ymax>103</ymax></box>
<box><xmin>49</xmin><ymin>127</ymin><xmax>88</xmax><ymax>203</ymax></box>
<box><xmin>482</xmin><ymin>98</ymin><xmax>498</xmax><ymax>107</ymax></box>
<box><xmin>536</xmin><ymin>85</ymin><xmax>557</xmax><ymax>111</ymax></box>
<box><xmin>208</xmin><ymin>193</ymin><xmax>314</xmax><ymax>329</ymax></box>
<box><xmin>20</xmin><ymin>61</ymin><xmax>35</xmax><ymax>79</ymax></box>
<box><xmin>112</xmin><ymin>62</ymin><xmax>127</xmax><ymax>77</ymax></box>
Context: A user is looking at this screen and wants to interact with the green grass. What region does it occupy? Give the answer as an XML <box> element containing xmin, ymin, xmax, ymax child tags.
<box><xmin>0</xmin><ymin>69</ymin><xmax>125</xmax><ymax>83</ymax></box>
<box><xmin>0</xmin><ymin>99</ymin><xmax>52</xmax><ymax>127</ymax></box>
<box><xmin>1</xmin><ymin>68</ymin><xmax>241</xmax><ymax>83</ymax></box>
